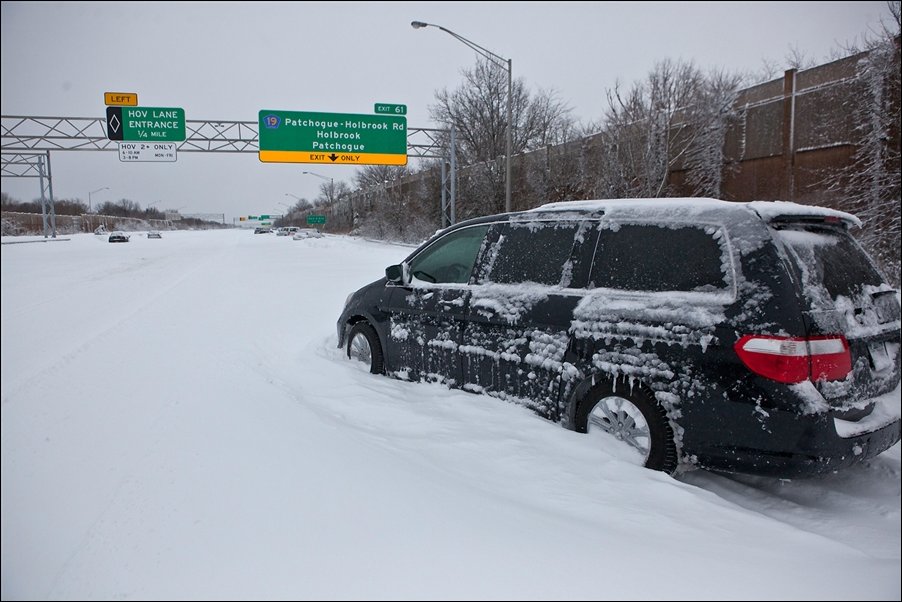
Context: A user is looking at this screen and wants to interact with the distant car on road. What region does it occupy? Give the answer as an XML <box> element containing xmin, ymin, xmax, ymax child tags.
<box><xmin>277</xmin><ymin>226</ymin><xmax>300</xmax><ymax>236</ymax></box>
<box><xmin>254</xmin><ymin>227</ymin><xmax>272</xmax><ymax>234</ymax></box>
<box><xmin>292</xmin><ymin>228</ymin><xmax>324</xmax><ymax>240</ymax></box>
<box><xmin>108</xmin><ymin>231</ymin><xmax>130</xmax><ymax>243</ymax></box>
<box><xmin>147</xmin><ymin>231</ymin><xmax>162</xmax><ymax>239</ymax></box>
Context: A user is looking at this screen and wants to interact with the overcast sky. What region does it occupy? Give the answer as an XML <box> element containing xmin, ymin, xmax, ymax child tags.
<box><xmin>1</xmin><ymin>1</ymin><xmax>894</xmax><ymax>222</ymax></box>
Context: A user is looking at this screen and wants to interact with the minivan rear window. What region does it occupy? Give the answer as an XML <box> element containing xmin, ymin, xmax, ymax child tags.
<box><xmin>589</xmin><ymin>224</ymin><xmax>728</xmax><ymax>293</ymax></box>
<box><xmin>775</xmin><ymin>226</ymin><xmax>883</xmax><ymax>301</ymax></box>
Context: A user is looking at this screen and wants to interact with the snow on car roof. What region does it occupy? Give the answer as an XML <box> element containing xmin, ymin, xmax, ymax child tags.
<box><xmin>533</xmin><ymin>197</ymin><xmax>730</xmax><ymax>212</ymax></box>
<box><xmin>531</xmin><ymin>198</ymin><xmax>861</xmax><ymax>226</ymax></box>
<box><xmin>746</xmin><ymin>200</ymin><xmax>860</xmax><ymax>227</ymax></box>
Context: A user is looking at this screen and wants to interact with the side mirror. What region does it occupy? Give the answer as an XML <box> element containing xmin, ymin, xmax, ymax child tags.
<box><xmin>385</xmin><ymin>263</ymin><xmax>408</xmax><ymax>284</ymax></box>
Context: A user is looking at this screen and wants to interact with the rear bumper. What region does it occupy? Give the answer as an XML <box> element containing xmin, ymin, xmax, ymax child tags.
<box><xmin>696</xmin><ymin>418</ymin><xmax>900</xmax><ymax>477</ymax></box>
<box><xmin>688</xmin><ymin>386</ymin><xmax>901</xmax><ymax>477</ymax></box>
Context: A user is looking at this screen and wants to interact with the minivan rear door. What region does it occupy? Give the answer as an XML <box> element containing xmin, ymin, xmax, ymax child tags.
<box><xmin>774</xmin><ymin>223</ymin><xmax>901</xmax><ymax>406</ymax></box>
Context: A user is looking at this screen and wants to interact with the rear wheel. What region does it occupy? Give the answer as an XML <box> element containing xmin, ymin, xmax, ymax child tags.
<box><xmin>577</xmin><ymin>384</ymin><xmax>677</xmax><ymax>473</ymax></box>
<box><xmin>346</xmin><ymin>322</ymin><xmax>384</xmax><ymax>374</ymax></box>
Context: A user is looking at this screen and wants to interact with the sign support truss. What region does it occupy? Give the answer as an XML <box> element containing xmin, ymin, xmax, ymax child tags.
<box><xmin>2</xmin><ymin>114</ymin><xmax>458</xmax><ymax>228</ymax></box>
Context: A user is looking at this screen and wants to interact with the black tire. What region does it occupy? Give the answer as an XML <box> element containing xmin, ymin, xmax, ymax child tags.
<box><xmin>575</xmin><ymin>382</ymin><xmax>678</xmax><ymax>473</ymax></box>
<box><xmin>346</xmin><ymin>322</ymin><xmax>384</xmax><ymax>375</ymax></box>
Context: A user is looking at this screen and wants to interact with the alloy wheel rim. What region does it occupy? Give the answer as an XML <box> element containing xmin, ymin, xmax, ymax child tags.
<box><xmin>349</xmin><ymin>333</ymin><xmax>372</xmax><ymax>365</ymax></box>
<box><xmin>587</xmin><ymin>396</ymin><xmax>651</xmax><ymax>461</ymax></box>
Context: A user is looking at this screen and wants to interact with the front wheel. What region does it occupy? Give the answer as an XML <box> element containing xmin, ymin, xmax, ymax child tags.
<box><xmin>577</xmin><ymin>384</ymin><xmax>677</xmax><ymax>473</ymax></box>
<box><xmin>346</xmin><ymin>322</ymin><xmax>384</xmax><ymax>374</ymax></box>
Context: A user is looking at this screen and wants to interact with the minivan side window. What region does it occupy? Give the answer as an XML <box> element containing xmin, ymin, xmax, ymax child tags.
<box><xmin>589</xmin><ymin>224</ymin><xmax>728</xmax><ymax>292</ymax></box>
<box><xmin>479</xmin><ymin>222</ymin><xmax>581</xmax><ymax>286</ymax></box>
<box><xmin>408</xmin><ymin>225</ymin><xmax>490</xmax><ymax>284</ymax></box>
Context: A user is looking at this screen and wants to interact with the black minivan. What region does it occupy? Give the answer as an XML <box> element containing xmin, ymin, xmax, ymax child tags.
<box><xmin>337</xmin><ymin>199</ymin><xmax>901</xmax><ymax>476</ymax></box>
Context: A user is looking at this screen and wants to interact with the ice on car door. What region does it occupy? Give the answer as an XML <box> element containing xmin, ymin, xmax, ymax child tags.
<box><xmin>461</xmin><ymin>220</ymin><xmax>592</xmax><ymax>419</ymax></box>
<box><xmin>383</xmin><ymin>225</ymin><xmax>490</xmax><ymax>382</ymax></box>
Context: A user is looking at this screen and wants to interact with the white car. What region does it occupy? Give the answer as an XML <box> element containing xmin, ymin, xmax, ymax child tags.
<box><xmin>292</xmin><ymin>228</ymin><xmax>324</xmax><ymax>240</ymax></box>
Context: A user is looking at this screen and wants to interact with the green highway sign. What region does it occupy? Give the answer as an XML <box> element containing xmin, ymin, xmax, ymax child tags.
<box><xmin>374</xmin><ymin>103</ymin><xmax>407</xmax><ymax>115</ymax></box>
<box><xmin>307</xmin><ymin>215</ymin><xmax>326</xmax><ymax>225</ymax></box>
<box><xmin>259</xmin><ymin>214</ymin><xmax>270</xmax><ymax>219</ymax></box>
<box><xmin>258</xmin><ymin>110</ymin><xmax>407</xmax><ymax>166</ymax></box>
<box><xmin>106</xmin><ymin>106</ymin><xmax>186</xmax><ymax>141</ymax></box>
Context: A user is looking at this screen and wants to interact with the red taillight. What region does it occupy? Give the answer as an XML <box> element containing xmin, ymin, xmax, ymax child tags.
<box><xmin>734</xmin><ymin>335</ymin><xmax>851</xmax><ymax>384</ymax></box>
<box><xmin>808</xmin><ymin>336</ymin><xmax>852</xmax><ymax>381</ymax></box>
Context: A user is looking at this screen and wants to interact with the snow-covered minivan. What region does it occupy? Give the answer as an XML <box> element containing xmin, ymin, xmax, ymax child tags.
<box><xmin>337</xmin><ymin>199</ymin><xmax>901</xmax><ymax>476</ymax></box>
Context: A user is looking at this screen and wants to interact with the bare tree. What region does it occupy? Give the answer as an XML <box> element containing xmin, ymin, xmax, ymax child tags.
<box><xmin>354</xmin><ymin>164</ymin><xmax>409</xmax><ymax>190</ymax></box>
<box><xmin>96</xmin><ymin>198</ymin><xmax>141</xmax><ymax>217</ymax></box>
<box><xmin>822</xmin><ymin>9</ymin><xmax>901</xmax><ymax>285</ymax></box>
<box><xmin>784</xmin><ymin>44</ymin><xmax>816</xmax><ymax>70</ymax></box>
<box><xmin>430</xmin><ymin>58</ymin><xmax>574</xmax><ymax>214</ymax></box>
<box><xmin>597</xmin><ymin>60</ymin><xmax>743</xmax><ymax>199</ymax></box>
<box><xmin>681</xmin><ymin>69</ymin><xmax>744</xmax><ymax>198</ymax></box>
<box><xmin>352</xmin><ymin>165</ymin><xmax>423</xmax><ymax>240</ymax></box>
<box><xmin>289</xmin><ymin>197</ymin><xmax>312</xmax><ymax>212</ymax></box>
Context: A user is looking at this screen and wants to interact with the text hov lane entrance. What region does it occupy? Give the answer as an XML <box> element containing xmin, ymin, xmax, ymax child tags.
<box><xmin>106</xmin><ymin>106</ymin><xmax>186</xmax><ymax>141</ymax></box>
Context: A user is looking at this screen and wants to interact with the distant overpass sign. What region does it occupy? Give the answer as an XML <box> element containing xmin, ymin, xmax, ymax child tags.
<box><xmin>258</xmin><ymin>110</ymin><xmax>407</xmax><ymax>166</ymax></box>
<box><xmin>107</xmin><ymin>106</ymin><xmax>186</xmax><ymax>141</ymax></box>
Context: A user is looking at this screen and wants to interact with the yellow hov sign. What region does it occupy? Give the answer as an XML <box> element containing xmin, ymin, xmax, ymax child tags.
<box><xmin>104</xmin><ymin>92</ymin><xmax>138</xmax><ymax>106</ymax></box>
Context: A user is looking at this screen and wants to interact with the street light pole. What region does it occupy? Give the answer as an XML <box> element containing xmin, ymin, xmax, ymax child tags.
<box><xmin>301</xmin><ymin>170</ymin><xmax>334</xmax><ymax>204</ymax></box>
<box><xmin>303</xmin><ymin>170</ymin><xmax>348</xmax><ymax>231</ymax></box>
<box><xmin>411</xmin><ymin>20</ymin><xmax>512</xmax><ymax>213</ymax></box>
<box><xmin>88</xmin><ymin>186</ymin><xmax>109</xmax><ymax>213</ymax></box>
<box><xmin>278</xmin><ymin>201</ymin><xmax>292</xmax><ymax>225</ymax></box>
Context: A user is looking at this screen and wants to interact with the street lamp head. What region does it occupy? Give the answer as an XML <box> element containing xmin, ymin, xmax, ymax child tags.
<box><xmin>302</xmin><ymin>171</ymin><xmax>333</xmax><ymax>184</ymax></box>
<box><xmin>411</xmin><ymin>21</ymin><xmax>428</xmax><ymax>29</ymax></box>
<box><xmin>87</xmin><ymin>186</ymin><xmax>110</xmax><ymax>213</ymax></box>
